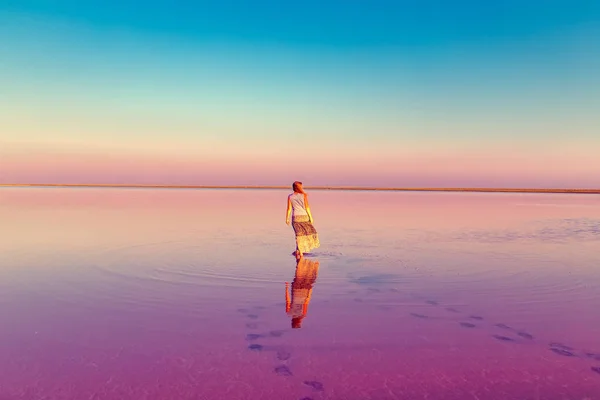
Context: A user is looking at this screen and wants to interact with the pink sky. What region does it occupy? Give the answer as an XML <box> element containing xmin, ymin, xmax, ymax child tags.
<box><xmin>1</xmin><ymin>143</ymin><xmax>599</xmax><ymax>188</ymax></box>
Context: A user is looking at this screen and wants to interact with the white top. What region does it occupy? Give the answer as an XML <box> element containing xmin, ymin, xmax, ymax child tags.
<box><xmin>289</xmin><ymin>192</ymin><xmax>308</xmax><ymax>216</ymax></box>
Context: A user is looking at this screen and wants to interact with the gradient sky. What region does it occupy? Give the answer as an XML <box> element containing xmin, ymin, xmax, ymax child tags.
<box><xmin>1</xmin><ymin>0</ymin><xmax>599</xmax><ymax>187</ymax></box>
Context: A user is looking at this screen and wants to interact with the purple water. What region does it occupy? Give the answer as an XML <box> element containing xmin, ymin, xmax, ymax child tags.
<box><xmin>1</xmin><ymin>188</ymin><xmax>599</xmax><ymax>399</ymax></box>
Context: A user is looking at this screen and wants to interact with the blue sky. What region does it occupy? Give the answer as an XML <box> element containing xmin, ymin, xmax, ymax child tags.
<box><xmin>2</xmin><ymin>0</ymin><xmax>597</xmax><ymax>46</ymax></box>
<box><xmin>1</xmin><ymin>0</ymin><xmax>599</xmax><ymax>187</ymax></box>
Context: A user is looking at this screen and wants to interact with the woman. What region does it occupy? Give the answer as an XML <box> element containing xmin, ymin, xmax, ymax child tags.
<box><xmin>285</xmin><ymin>257</ymin><xmax>320</xmax><ymax>329</ymax></box>
<box><xmin>285</xmin><ymin>181</ymin><xmax>320</xmax><ymax>258</ymax></box>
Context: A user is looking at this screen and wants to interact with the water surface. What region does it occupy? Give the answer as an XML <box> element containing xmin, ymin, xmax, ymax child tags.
<box><xmin>1</xmin><ymin>188</ymin><xmax>599</xmax><ymax>399</ymax></box>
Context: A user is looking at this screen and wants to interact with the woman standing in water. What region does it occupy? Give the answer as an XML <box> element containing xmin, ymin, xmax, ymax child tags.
<box><xmin>286</xmin><ymin>181</ymin><xmax>320</xmax><ymax>258</ymax></box>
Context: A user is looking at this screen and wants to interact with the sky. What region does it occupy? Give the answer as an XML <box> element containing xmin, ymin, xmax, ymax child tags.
<box><xmin>1</xmin><ymin>0</ymin><xmax>599</xmax><ymax>188</ymax></box>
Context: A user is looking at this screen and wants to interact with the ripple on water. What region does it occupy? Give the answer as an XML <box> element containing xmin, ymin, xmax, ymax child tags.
<box><xmin>40</xmin><ymin>240</ymin><xmax>294</xmax><ymax>315</ymax></box>
<box><xmin>89</xmin><ymin>241</ymin><xmax>285</xmax><ymax>287</ymax></box>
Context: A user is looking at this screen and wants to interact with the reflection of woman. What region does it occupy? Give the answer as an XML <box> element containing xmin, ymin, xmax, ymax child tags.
<box><xmin>285</xmin><ymin>181</ymin><xmax>320</xmax><ymax>258</ymax></box>
<box><xmin>285</xmin><ymin>257</ymin><xmax>319</xmax><ymax>329</ymax></box>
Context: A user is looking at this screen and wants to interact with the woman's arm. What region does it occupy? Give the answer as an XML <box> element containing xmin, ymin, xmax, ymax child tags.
<box><xmin>303</xmin><ymin>288</ymin><xmax>312</xmax><ymax>316</ymax></box>
<box><xmin>285</xmin><ymin>282</ymin><xmax>291</xmax><ymax>313</ymax></box>
<box><xmin>286</xmin><ymin>196</ymin><xmax>292</xmax><ymax>225</ymax></box>
<box><xmin>304</xmin><ymin>194</ymin><xmax>313</xmax><ymax>223</ymax></box>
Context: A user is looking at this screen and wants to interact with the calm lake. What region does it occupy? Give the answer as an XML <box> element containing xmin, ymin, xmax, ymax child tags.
<box><xmin>1</xmin><ymin>188</ymin><xmax>599</xmax><ymax>399</ymax></box>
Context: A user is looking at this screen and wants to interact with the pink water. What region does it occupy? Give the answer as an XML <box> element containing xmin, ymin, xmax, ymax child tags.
<box><xmin>1</xmin><ymin>188</ymin><xmax>599</xmax><ymax>399</ymax></box>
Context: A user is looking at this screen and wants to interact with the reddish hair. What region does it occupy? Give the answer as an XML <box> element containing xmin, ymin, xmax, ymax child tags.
<box><xmin>292</xmin><ymin>181</ymin><xmax>305</xmax><ymax>194</ymax></box>
<box><xmin>291</xmin><ymin>317</ymin><xmax>303</xmax><ymax>329</ymax></box>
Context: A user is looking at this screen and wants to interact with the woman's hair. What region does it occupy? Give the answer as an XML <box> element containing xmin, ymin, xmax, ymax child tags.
<box><xmin>291</xmin><ymin>317</ymin><xmax>303</xmax><ymax>329</ymax></box>
<box><xmin>292</xmin><ymin>181</ymin><xmax>305</xmax><ymax>194</ymax></box>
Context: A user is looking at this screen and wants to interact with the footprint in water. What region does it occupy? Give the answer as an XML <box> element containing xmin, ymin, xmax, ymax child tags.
<box><xmin>277</xmin><ymin>350</ymin><xmax>291</xmax><ymax>361</ymax></box>
<box><xmin>404</xmin><ymin>300</ymin><xmax>594</xmax><ymax>367</ymax></box>
<box><xmin>246</xmin><ymin>322</ymin><xmax>259</xmax><ymax>329</ymax></box>
<box><xmin>517</xmin><ymin>331</ymin><xmax>534</xmax><ymax>340</ymax></box>
<box><xmin>549</xmin><ymin>347</ymin><xmax>575</xmax><ymax>357</ymax></box>
<box><xmin>269</xmin><ymin>330</ymin><xmax>284</xmax><ymax>338</ymax></box>
<box><xmin>586</xmin><ymin>353</ymin><xmax>600</xmax><ymax>361</ymax></box>
<box><xmin>274</xmin><ymin>365</ymin><xmax>293</xmax><ymax>376</ymax></box>
<box><xmin>304</xmin><ymin>381</ymin><xmax>324</xmax><ymax>392</ymax></box>
<box><xmin>353</xmin><ymin>298</ymin><xmax>363</xmax><ymax>303</ymax></box>
<box><xmin>248</xmin><ymin>344</ymin><xmax>263</xmax><ymax>351</ymax></box>
<box><xmin>246</xmin><ymin>334</ymin><xmax>263</xmax><ymax>341</ymax></box>
<box><xmin>247</xmin><ymin>314</ymin><xmax>259</xmax><ymax>319</ymax></box>
<box><xmin>493</xmin><ymin>335</ymin><xmax>515</xmax><ymax>342</ymax></box>
<box><xmin>549</xmin><ymin>342</ymin><xmax>574</xmax><ymax>351</ymax></box>
<box><xmin>237</xmin><ymin>308</ymin><xmax>249</xmax><ymax>314</ymax></box>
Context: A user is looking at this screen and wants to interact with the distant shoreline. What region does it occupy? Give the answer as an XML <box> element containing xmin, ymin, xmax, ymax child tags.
<box><xmin>1</xmin><ymin>183</ymin><xmax>598</xmax><ymax>194</ymax></box>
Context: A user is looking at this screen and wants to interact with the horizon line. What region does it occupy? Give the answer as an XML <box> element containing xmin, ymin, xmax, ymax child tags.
<box><xmin>1</xmin><ymin>183</ymin><xmax>599</xmax><ymax>194</ymax></box>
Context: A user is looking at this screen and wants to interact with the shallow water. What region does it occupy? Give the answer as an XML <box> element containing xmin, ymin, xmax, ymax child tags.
<box><xmin>1</xmin><ymin>188</ymin><xmax>599</xmax><ymax>399</ymax></box>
